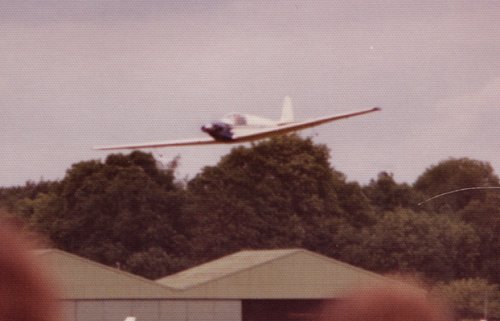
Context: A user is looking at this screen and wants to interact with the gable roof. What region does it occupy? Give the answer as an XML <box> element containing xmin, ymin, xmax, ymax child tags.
<box><xmin>36</xmin><ymin>249</ymin><xmax>179</xmax><ymax>299</ymax></box>
<box><xmin>156</xmin><ymin>248</ymin><xmax>395</xmax><ymax>299</ymax></box>
<box><xmin>159</xmin><ymin>249</ymin><xmax>300</xmax><ymax>290</ymax></box>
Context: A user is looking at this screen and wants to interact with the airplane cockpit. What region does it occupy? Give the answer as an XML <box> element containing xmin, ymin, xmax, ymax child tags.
<box><xmin>221</xmin><ymin>113</ymin><xmax>247</xmax><ymax>126</ymax></box>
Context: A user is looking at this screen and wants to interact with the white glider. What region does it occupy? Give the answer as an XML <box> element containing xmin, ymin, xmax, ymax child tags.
<box><xmin>94</xmin><ymin>97</ymin><xmax>380</xmax><ymax>150</ymax></box>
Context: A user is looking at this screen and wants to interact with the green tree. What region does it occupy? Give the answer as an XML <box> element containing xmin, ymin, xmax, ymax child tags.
<box><xmin>414</xmin><ymin>158</ymin><xmax>499</xmax><ymax>213</ymax></box>
<box><xmin>459</xmin><ymin>193</ymin><xmax>500</xmax><ymax>283</ymax></box>
<box><xmin>363</xmin><ymin>172</ymin><xmax>423</xmax><ymax>213</ymax></box>
<box><xmin>184</xmin><ymin>135</ymin><xmax>374</xmax><ymax>262</ymax></box>
<box><xmin>27</xmin><ymin>151</ymin><xmax>189</xmax><ymax>279</ymax></box>
<box><xmin>346</xmin><ymin>209</ymin><xmax>480</xmax><ymax>280</ymax></box>
<box><xmin>0</xmin><ymin>180</ymin><xmax>58</xmax><ymax>214</ymax></box>
<box><xmin>433</xmin><ymin>278</ymin><xmax>500</xmax><ymax>320</ymax></box>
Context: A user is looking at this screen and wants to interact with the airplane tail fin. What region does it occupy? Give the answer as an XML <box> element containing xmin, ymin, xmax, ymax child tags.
<box><xmin>279</xmin><ymin>96</ymin><xmax>294</xmax><ymax>124</ymax></box>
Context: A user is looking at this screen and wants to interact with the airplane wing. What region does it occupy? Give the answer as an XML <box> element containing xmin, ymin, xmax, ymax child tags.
<box><xmin>93</xmin><ymin>137</ymin><xmax>221</xmax><ymax>150</ymax></box>
<box><xmin>94</xmin><ymin>107</ymin><xmax>380</xmax><ymax>150</ymax></box>
<box><xmin>231</xmin><ymin>107</ymin><xmax>381</xmax><ymax>142</ymax></box>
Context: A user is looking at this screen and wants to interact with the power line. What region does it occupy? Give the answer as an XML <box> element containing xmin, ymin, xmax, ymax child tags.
<box><xmin>418</xmin><ymin>186</ymin><xmax>500</xmax><ymax>206</ymax></box>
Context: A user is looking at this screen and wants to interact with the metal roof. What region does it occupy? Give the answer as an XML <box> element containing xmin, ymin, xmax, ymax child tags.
<box><xmin>158</xmin><ymin>249</ymin><xmax>301</xmax><ymax>290</ymax></box>
<box><xmin>36</xmin><ymin>249</ymin><xmax>179</xmax><ymax>300</ymax></box>
<box><xmin>36</xmin><ymin>248</ymin><xmax>412</xmax><ymax>301</ymax></box>
<box><xmin>156</xmin><ymin>249</ymin><xmax>396</xmax><ymax>299</ymax></box>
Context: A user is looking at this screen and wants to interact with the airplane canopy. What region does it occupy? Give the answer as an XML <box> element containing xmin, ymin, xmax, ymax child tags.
<box><xmin>221</xmin><ymin>113</ymin><xmax>247</xmax><ymax>126</ymax></box>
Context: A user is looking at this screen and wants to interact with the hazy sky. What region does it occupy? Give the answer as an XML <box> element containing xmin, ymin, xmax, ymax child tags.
<box><xmin>2</xmin><ymin>1</ymin><xmax>500</xmax><ymax>187</ymax></box>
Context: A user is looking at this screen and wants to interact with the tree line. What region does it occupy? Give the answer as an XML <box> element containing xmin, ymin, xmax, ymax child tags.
<box><xmin>2</xmin><ymin>134</ymin><xmax>500</xmax><ymax>319</ymax></box>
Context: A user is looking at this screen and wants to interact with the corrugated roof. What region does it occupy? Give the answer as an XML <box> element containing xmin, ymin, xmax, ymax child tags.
<box><xmin>36</xmin><ymin>249</ymin><xmax>179</xmax><ymax>299</ymax></box>
<box><xmin>157</xmin><ymin>249</ymin><xmax>301</xmax><ymax>290</ymax></box>
<box><xmin>156</xmin><ymin>248</ymin><xmax>400</xmax><ymax>299</ymax></box>
<box><xmin>35</xmin><ymin>248</ymin><xmax>416</xmax><ymax>301</ymax></box>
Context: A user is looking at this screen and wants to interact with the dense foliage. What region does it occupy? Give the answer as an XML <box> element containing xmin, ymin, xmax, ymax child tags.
<box><xmin>2</xmin><ymin>135</ymin><xmax>500</xmax><ymax>318</ymax></box>
<box><xmin>6</xmin><ymin>152</ymin><xmax>190</xmax><ymax>279</ymax></box>
<box><xmin>183</xmin><ymin>135</ymin><xmax>373</xmax><ymax>263</ymax></box>
<box><xmin>433</xmin><ymin>278</ymin><xmax>500</xmax><ymax>319</ymax></box>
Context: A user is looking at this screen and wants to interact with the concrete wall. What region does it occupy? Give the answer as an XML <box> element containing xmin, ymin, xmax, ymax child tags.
<box><xmin>62</xmin><ymin>299</ymin><xmax>242</xmax><ymax>321</ymax></box>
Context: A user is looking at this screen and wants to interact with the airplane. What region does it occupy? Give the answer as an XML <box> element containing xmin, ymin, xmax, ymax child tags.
<box><xmin>94</xmin><ymin>97</ymin><xmax>380</xmax><ymax>150</ymax></box>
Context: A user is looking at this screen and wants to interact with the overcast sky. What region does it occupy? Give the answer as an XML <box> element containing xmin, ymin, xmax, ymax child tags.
<box><xmin>2</xmin><ymin>1</ymin><xmax>500</xmax><ymax>187</ymax></box>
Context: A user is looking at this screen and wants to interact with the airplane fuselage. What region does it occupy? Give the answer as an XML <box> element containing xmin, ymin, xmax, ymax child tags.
<box><xmin>201</xmin><ymin>113</ymin><xmax>281</xmax><ymax>141</ymax></box>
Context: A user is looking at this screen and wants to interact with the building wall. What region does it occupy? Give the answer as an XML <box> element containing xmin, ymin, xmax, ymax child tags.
<box><xmin>62</xmin><ymin>299</ymin><xmax>242</xmax><ymax>321</ymax></box>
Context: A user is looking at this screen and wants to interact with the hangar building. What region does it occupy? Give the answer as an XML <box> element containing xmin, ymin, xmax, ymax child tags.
<box><xmin>39</xmin><ymin>248</ymin><xmax>397</xmax><ymax>321</ymax></box>
<box><xmin>38</xmin><ymin>249</ymin><xmax>239</xmax><ymax>321</ymax></box>
<box><xmin>156</xmin><ymin>249</ymin><xmax>392</xmax><ymax>321</ymax></box>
